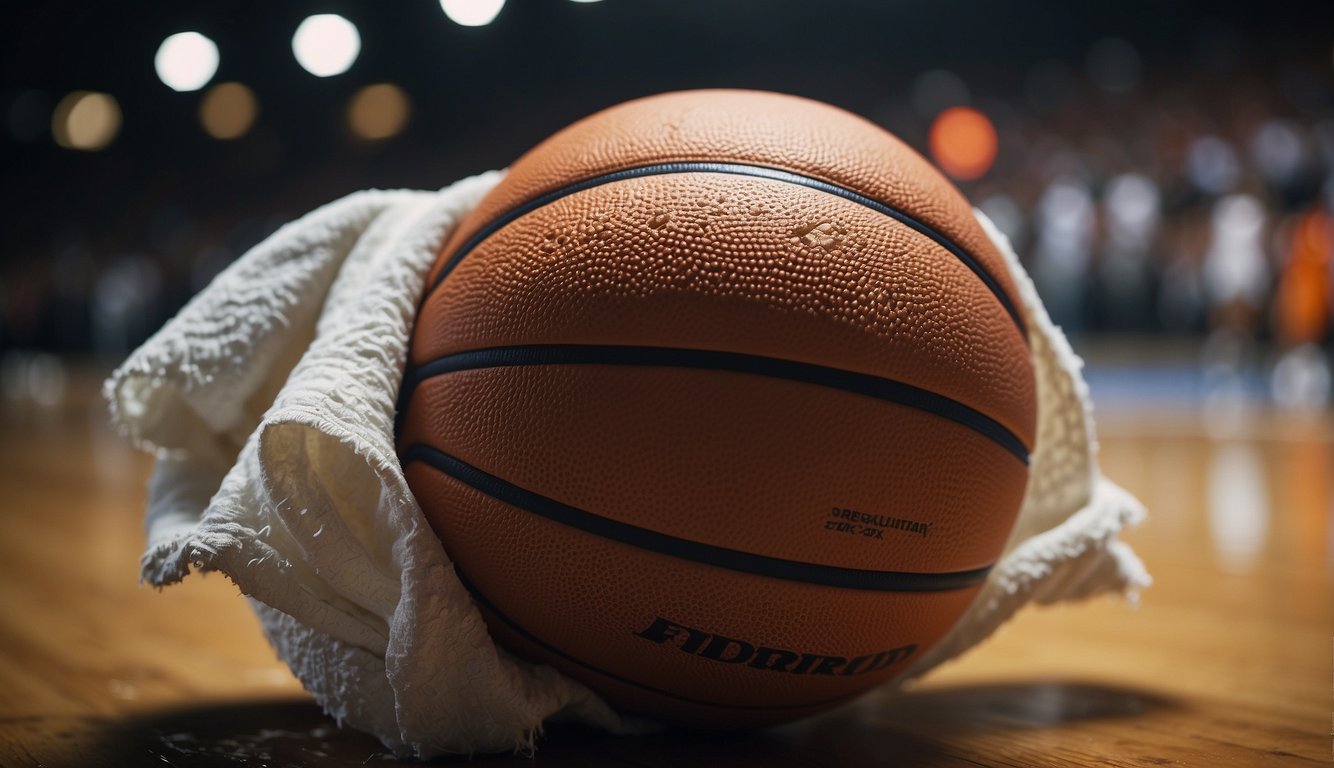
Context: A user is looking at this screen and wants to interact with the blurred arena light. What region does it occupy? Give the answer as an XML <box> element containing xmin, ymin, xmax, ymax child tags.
<box><xmin>199</xmin><ymin>82</ymin><xmax>258</xmax><ymax>140</ymax></box>
<box><xmin>1272</xmin><ymin>344</ymin><xmax>1331</xmax><ymax>409</ymax></box>
<box><xmin>439</xmin><ymin>0</ymin><xmax>505</xmax><ymax>26</ymax></box>
<box><xmin>154</xmin><ymin>32</ymin><xmax>219</xmax><ymax>92</ymax></box>
<box><xmin>51</xmin><ymin>91</ymin><xmax>121</xmax><ymax>151</ymax></box>
<box><xmin>1250</xmin><ymin>120</ymin><xmax>1305</xmax><ymax>184</ymax></box>
<box><xmin>1036</xmin><ymin>180</ymin><xmax>1096</xmax><ymax>261</ymax></box>
<box><xmin>1274</xmin><ymin>208</ymin><xmax>1333</xmax><ymax>348</ymax></box>
<box><xmin>1204</xmin><ymin>193</ymin><xmax>1268</xmax><ymax>310</ymax></box>
<box><xmin>1031</xmin><ymin>178</ymin><xmax>1096</xmax><ymax>329</ymax></box>
<box><xmin>293</xmin><ymin>15</ymin><xmax>361</xmax><ymax>77</ymax></box>
<box><xmin>1188</xmin><ymin>135</ymin><xmax>1242</xmax><ymax>195</ymax></box>
<box><xmin>978</xmin><ymin>193</ymin><xmax>1024</xmax><ymax>245</ymax></box>
<box><xmin>568</xmin><ymin>0</ymin><xmax>605</xmax><ymax>4</ymax></box>
<box><xmin>1104</xmin><ymin>173</ymin><xmax>1161</xmax><ymax>249</ymax></box>
<box><xmin>348</xmin><ymin>83</ymin><xmax>410</xmax><ymax>140</ymax></box>
<box><xmin>927</xmin><ymin>106</ymin><xmax>997</xmax><ymax>180</ymax></box>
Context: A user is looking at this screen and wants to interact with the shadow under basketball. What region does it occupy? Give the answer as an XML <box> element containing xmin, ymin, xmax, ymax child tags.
<box><xmin>524</xmin><ymin>681</ymin><xmax>1178</xmax><ymax>767</ymax></box>
<box><xmin>40</xmin><ymin>681</ymin><xmax>1174</xmax><ymax>767</ymax></box>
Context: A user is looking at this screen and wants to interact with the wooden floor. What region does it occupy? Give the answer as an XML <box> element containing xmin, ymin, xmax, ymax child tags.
<box><xmin>0</xmin><ymin>364</ymin><xmax>1330</xmax><ymax>767</ymax></box>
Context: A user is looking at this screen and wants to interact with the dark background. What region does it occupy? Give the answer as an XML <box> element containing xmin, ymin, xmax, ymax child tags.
<box><xmin>2</xmin><ymin>1</ymin><xmax>1333</xmax><ymax>397</ymax></box>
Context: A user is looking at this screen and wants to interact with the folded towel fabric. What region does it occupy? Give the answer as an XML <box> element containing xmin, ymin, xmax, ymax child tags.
<box><xmin>106</xmin><ymin>170</ymin><xmax>1149</xmax><ymax>757</ymax></box>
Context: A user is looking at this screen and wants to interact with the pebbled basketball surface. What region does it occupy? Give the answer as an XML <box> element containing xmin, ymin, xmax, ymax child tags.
<box><xmin>397</xmin><ymin>89</ymin><xmax>1036</xmax><ymax>726</ymax></box>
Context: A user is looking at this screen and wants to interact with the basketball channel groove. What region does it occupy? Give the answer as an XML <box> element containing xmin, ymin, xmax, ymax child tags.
<box><xmin>398</xmin><ymin>344</ymin><xmax>1029</xmax><ymax>464</ymax></box>
<box><xmin>422</xmin><ymin>161</ymin><xmax>1027</xmax><ymax>337</ymax></box>
<box><xmin>400</xmin><ymin>443</ymin><xmax>995</xmax><ymax>592</ymax></box>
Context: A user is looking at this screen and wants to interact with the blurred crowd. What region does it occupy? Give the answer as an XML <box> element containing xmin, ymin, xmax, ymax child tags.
<box><xmin>2</xmin><ymin>37</ymin><xmax>1331</xmax><ymax>409</ymax></box>
<box><xmin>951</xmin><ymin>63</ymin><xmax>1333</xmax><ymax>347</ymax></box>
<box><xmin>948</xmin><ymin>55</ymin><xmax>1334</xmax><ymax>408</ymax></box>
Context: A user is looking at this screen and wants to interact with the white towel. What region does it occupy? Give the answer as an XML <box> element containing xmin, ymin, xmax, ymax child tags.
<box><xmin>106</xmin><ymin>170</ymin><xmax>1150</xmax><ymax>757</ymax></box>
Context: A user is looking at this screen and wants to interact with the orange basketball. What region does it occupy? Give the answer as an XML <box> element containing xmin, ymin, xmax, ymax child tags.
<box><xmin>397</xmin><ymin>90</ymin><xmax>1036</xmax><ymax>726</ymax></box>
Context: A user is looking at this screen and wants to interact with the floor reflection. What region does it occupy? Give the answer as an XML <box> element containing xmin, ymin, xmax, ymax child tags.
<box><xmin>63</xmin><ymin>699</ymin><xmax>391</xmax><ymax>768</ymax></box>
<box><xmin>1276</xmin><ymin>434</ymin><xmax>1333</xmax><ymax>573</ymax></box>
<box><xmin>1206</xmin><ymin>441</ymin><xmax>1270</xmax><ymax>572</ymax></box>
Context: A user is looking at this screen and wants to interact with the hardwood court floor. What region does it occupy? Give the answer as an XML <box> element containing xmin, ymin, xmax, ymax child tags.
<box><xmin>0</xmin><ymin>364</ymin><xmax>1329</xmax><ymax>767</ymax></box>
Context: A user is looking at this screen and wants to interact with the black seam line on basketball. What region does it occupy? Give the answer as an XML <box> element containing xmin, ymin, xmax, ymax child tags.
<box><xmin>424</xmin><ymin>161</ymin><xmax>1028</xmax><ymax>338</ymax></box>
<box><xmin>401</xmin><ymin>443</ymin><xmax>995</xmax><ymax>592</ymax></box>
<box><xmin>449</xmin><ymin>564</ymin><xmax>867</xmax><ymax>713</ymax></box>
<box><xmin>400</xmin><ymin>344</ymin><xmax>1029</xmax><ymax>465</ymax></box>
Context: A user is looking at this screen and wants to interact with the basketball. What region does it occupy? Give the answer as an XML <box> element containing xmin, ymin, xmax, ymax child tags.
<box><xmin>397</xmin><ymin>89</ymin><xmax>1036</xmax><ymax>726</ymax></box>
